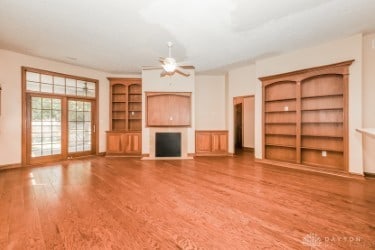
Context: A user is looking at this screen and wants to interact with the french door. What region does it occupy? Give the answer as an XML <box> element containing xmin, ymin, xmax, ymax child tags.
<box><xmin>27</xmin><ymin>94</ymin><xmax>96</xmax><ymax>164</ymax></box>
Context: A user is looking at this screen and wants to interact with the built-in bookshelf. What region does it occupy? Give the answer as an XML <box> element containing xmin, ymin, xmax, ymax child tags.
<box><xmin>261</xmin><ymin>60</ymin><xmax>353</xmax><ymax>172</ymax></box>
<box><xmin>107</xmin><ymin>78</ymin><xmax>142</xmax><ymax>156</ymax></box>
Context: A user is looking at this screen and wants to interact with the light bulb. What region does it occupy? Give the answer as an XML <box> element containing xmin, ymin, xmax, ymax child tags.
<box><xmin>163</xmin><ymin>57</ymin><xmax>176</xmax><ymax>72</ymax></box>
<box><xmin>163</xmin><ymin>63</ymin><xmax>176</xmax><ymax>72</ymax></box>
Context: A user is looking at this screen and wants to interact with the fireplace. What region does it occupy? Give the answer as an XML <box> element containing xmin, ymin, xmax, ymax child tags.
<box><xmin>142</xmin><ymin>127</ymin><xmax>192</xmax><ymax>160</ymax></box>
<box><xmin>155</xmin><ymin>132</ymin><xmax>181</xmax><ymax>157</ymax></box>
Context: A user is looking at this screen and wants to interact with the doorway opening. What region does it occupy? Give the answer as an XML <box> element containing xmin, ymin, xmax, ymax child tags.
<box><xmin>233</xmin><ymin>95</ymin><xmax>255</xmax><ymax>155</ymax></box>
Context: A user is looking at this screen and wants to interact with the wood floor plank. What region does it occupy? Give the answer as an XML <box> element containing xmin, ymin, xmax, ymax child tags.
<box><xmin>0</xmin><ymin>152</ymin><xmax>374</xmax><ymax>249</ymax></box>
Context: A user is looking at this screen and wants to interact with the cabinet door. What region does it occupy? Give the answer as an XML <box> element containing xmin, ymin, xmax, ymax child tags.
<box><xmin>123</xmin><ymin>132</ymin><xmax>141</xmax><ymax>155</ymax></box>
<box><xmin>169</xmin><ymin>95</ymin><xmax>191</xmax><ymax>126</ymax></box>
<box><xmin>195</xmin><ymin>132</ymin><xmax>212</xmax><ymax>154</ymax></box>
<box><xmin>212</xmin><ymin>132</ymin><xmax>228</xmax><ymax>153</ymax></box>
<box><xmin>107</xmin><ymin>133</ymin><xmax>123</xmax><ymax>154</ymax></box>
<box><xmin>147</xmin><ymin>95</ymin><xmax>170</xmax><ymax>126</ymax></box>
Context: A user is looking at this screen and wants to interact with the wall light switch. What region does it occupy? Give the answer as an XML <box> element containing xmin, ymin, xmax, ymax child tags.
<box><xmin>372</xmin><ymin>39</ymin><xmax>375</xmax><ymax>49</ymax></box>
<box><xmin>322</xmin><ymin>151</ymin><xmax>327</xmax><ymax>157</ymax></box>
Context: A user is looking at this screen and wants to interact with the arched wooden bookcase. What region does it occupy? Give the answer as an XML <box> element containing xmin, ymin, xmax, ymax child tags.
<box><xmin>260</xmin><ymin>60</ymin><xmax>354</xmax><ymax>172</ymax></box>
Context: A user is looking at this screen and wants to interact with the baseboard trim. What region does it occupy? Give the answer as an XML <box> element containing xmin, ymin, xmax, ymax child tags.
<box><xmin>242</xmin><ymin>147</ymin><xmax>254</xmax><ymax>152</ymax></box>
<box><xmin>195</xmin><ymin>153</ymin><xmax>231</xmax><ymax>157</ymax></box>
<box><xmin>187</xmin><ymin>153</ymin><xmax>195</xmax><ymax>157</ymax></box>
<box><xmin>97</xmin><ymin>152</ymin><xmax>106</xmax><ymax>156</ymax></box>
<box><xmin>0</xmin><ymin>163</ymin><xmax>22</xmax><ymax>171</ymax></box>
<box><xmin>364</xmin><ymin>172</ymin><xmax>375</xmax><ymax>178</ymax></box>
<box><xmin>255</xmin><ymin>158</ymin><xmax>365</xmax><ymax>180</ymax></box>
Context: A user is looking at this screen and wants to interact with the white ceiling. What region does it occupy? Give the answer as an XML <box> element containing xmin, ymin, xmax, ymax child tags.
<box><xmin>1</xmin><ymin>0</ymin><xmax>375</xmax><ymax>74</ymax></box>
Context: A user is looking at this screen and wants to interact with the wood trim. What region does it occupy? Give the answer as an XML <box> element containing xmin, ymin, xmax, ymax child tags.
<box><xmin>259</xmin><ymin>60</ymin><xmax>355</xmax><ymax>82</ymax></box>
<box><xmin>255</xmin><ymin>158</ymin><xmax>364</xmax><ymax>180</ymax></box>
<box><xmin>296</xmin><ymin>81</ymin><xmax>301</xmax><ymax>163</ymax></box>
<box><xmin>262</xmin><ymin>84</ymin><xmax>266</xmax><ymax>159</ymax></box>
<box><xmin>195</xmin><ymin>130</ymin><xmax>229</xmax><ymax>133</ymax></box>
<box><xmin>21</xmin><ymin>66</ymin><xmax>99</xmax><ymax>166</ymax></box>
<box><xmin>142</xmin><ymin>153</ymin><xmax>150</xmax><ymax>158</ymax></box>
<box><xmin>96</xmin><ymin>152</ymin><xmax>106</xmax><ymax>156</ymax></box>
<box><xmin>107</xmin><ymin>77</ymin><xmax>142</xmax><ymax>82</ymax></box>
<box><xmin>187</xmin><ymin>153</ymin><xmax>195</xmax><ymax>157</ymax></box>
<box><xmin>0</xmin><ymin>163</ymin><xmax>22</xmax><ymax>171</ymax></box>
<box><xmin>24</xmin><ymin>66</ymin><xmax>98</xmax><ymax>83</ymax></box>
<box><xmin>242</xmin><ymin>147</ymin><xmax>254</xmax><ymax>152</ymax></box>
<box><xmin>364</xmin><ymin>172</ymin><xmax>375</xmax><ymax>178</ymax></box>
<box><xmin>343</xmin><ymin>74</ymin><xmax>349</xmax><ymax>172</ymax></box>
<box><xmin>21</xmin><ymin>67</ymin><xmax>27</xmax><ymax>166</ymax></box>
<box><xmin>145</xmin><ymin>91</ymin><xmax>191</xmax><ymax>96</ymax></box>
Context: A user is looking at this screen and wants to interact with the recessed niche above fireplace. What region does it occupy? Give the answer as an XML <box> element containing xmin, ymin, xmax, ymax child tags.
<box><xmin>146</xmin><ymin>92</ymin><xmax>191</xmax><ymax>127</ymax></box>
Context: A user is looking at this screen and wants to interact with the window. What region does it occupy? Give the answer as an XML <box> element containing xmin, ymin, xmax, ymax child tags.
<box><xmin>26</xmin><ymin>71</ymin><xmax>96</xmax><ymax>97</ymax></box>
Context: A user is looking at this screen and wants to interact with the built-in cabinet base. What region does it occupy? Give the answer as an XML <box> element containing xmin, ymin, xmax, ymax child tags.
<box><xmin>106</xmin><ymin>131</ymin><xmax>141</xmax><ymax>156</ymax></box>
<box><xmin>195</xmin><ymin>130</ymin><xmax>228</xmax><ymax>156</ymax></box>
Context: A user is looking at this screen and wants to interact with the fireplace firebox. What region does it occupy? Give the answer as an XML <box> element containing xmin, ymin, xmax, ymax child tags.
<box><xmin>155</xmin><ymin>132</ymin><xmax>181</xmax><ymax>157</ymax></box>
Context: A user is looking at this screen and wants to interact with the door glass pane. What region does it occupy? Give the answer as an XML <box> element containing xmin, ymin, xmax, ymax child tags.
<box><xmin>31</xmin><ymin>97</ymin><xmax>62</xmax><ymax>157</ymax></box>
<box><xmin>68</xmin><ymin>100</ymin><xmax>92</xmax><ymax>153</ymax></box>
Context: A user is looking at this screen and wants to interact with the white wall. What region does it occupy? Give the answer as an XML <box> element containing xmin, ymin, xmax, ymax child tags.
<box><xmin>0</xmin><ymin>49</ymin><xmax>138</xmax><ymax>166</ymax></box>
<box><xmin>362</xmin><ymin>33</ymin><xmax>375</xmax><ymax>174</ymax></box>
<box><xmin>227</xmin><ymin>64</ymin><xmax>257</xmax><ymax>154</ymax></box>
<box><xmin>195</xmin><ymin>75</ymin><xmax>226</xmax><ymax>130</ymax></box>
<box><xmin>243</xmin><ymin>96</ymin><xmax>255</xmax><ymax>148</ymax></box>
<box><xmin>141</xmin><ymin>69</ymin><xmax>196</xmax><ymax>154</ymax></box>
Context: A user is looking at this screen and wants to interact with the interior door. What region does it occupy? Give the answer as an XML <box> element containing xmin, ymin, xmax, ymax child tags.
<box><xmin>67</xmin><ymin>99</ymin><xmax>95</xmax><ymax>156</ymax></box>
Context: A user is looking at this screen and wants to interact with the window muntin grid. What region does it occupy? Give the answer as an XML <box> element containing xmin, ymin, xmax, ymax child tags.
<box><xmin>68</xmin><ymin>100</ymin><xmax>92</xmax><ymax>153</ymax></box>
<box><xmin>26</xmin><ymin>71</ymin><xmax>96</xmax><ymax>98</ymax></box>
<box><xmin>31</xmin><ymin>97</ymin><xmax>62</xmax><ymax>157</ymax></box>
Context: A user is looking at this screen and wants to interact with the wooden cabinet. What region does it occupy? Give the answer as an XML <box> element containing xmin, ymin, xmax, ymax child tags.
<box><xmin>195</xmin><ymin>131</ymin><xmax>228</xmax><ymax>156</ymax></box>
<box><xmin>107</xmin><ymin>78</ymin><xmax>142</xmax><ymax>156</ymax></box>
<box><xmin>106</xmin><ymin>131</ymin><xmax>141</xmax><ymax>155</ymax></box>
<box><xmin>146</xmin><ymin>92</ymin><xmax>191</xmax><ymax>127</ymax></box>
<box><xmin>260</xmin><ymin>60</ymin><xmax>353</xmax><ymax>172</ymax></box>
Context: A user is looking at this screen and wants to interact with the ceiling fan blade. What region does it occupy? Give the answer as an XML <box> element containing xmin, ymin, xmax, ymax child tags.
<box><xmin>179</xmin><ymin>65</ymin><xmax>195</xmax><ymax>69</ymax></box>
<box><xmin>175</xmin><ymin>66</ymin><xmax>190</xmax><ymax>77</ymax></box>
<box><xmin>159</xmin><ymin>57</ymin><xmax>166</xmax><ymax>64</ymax></box>
<box><xmin>160</xmin><ymin>69</ymin><xmax>168</xmax><ymax>77</ymax></box>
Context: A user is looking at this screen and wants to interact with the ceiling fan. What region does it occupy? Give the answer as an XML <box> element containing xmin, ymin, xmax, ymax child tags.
<box><xmin>143</xmin><ymin>42</ymin><xmax>194</xmax><ymax>77</ymax></box>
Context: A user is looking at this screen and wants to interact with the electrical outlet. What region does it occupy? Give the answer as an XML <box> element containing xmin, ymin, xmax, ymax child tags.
<box><xmin>322</xmin><ymin>151</ymin><xmax>327</xmax><ymax>157</ymax></box>
<box><xmin>372</xmin><ymin>39</ymin><xmax>375</xmax><ymax>49</ymax></box>
<box><xmin>284</xmin><ymin>106</ymin><xmax>289</xmax><ymax>111</ymax></box>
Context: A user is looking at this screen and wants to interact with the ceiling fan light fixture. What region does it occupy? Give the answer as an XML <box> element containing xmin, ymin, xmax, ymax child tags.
<box><xmin>162</xmin><ymin>57</ymin><xmax>176</xmax><ymax>72</ymax></box>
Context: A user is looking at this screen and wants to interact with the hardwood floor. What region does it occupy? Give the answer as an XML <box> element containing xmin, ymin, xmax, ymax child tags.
<box><xmin>0</xmin><ymin>152</ymin><xmax>374</xmax><ymax>249</ymax></box>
